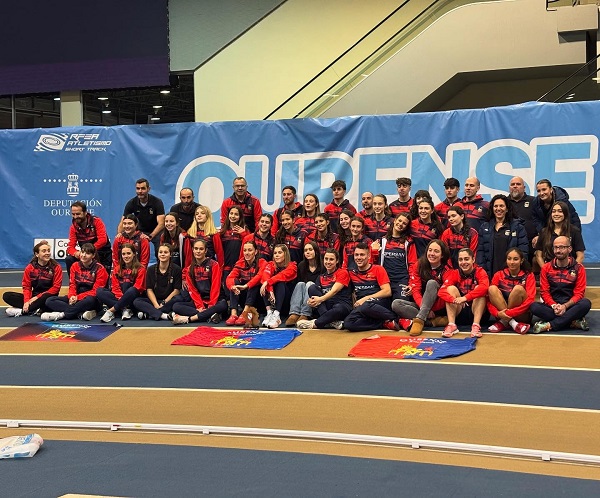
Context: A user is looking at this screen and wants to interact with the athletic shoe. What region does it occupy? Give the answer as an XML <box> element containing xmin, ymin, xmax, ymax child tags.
<box><xmin>262</xmin><ymin>310</ymin><xmax>274</xmax><ymax>327</ymax></box>
<box><xmin>268</xmin><ymin>310</ymin><xmax>281</xmax><ymax>329</ymax></box>
<box><xmin>488</xmin><ymin>321</ymin><xmax>507</xmax><ymax>332</ymax></box>
<box><xmin>100</xmin><ymin>310</ymin><xmax>115</xmax><ymax>323</ymax></box>
<box><xmin>399</xmin><ymin>318</ymin><xmax>413</xmax><ymax>331</ymax></box>
<box><xmin>532</xmin><ymin>321</ymin><xmax>551</xmax><ymax>334</ymax></box>
<box><xmin>285</xmin><ymin>314</ymin><xmax>300</xmax><ymax>326</ymax></box>
<box><xmin>470</xmin><ymin>323</ymin><xmax>482</xmax><ymax>338</ymax></box>
<box><xmin>137</xmin><ymin>312</ymin><xmax>148</xmax><ymax>320</ymax></box>
<box><xmin>209</xmin><ymin>313</ymin><xmax>222</xmax><ymax>324</ymax></box>
<box><xmin>514</xmin><ymin>322</ymin><xmax>530</xmax><ymax>335</ymax></box>
<box><xmin>442</xmin><ymin>323</ymin><xmax>458</xmax><ymax>338</ymax></box>
<box><xmin>5</xmin><ymin>307</ymin><xmax>22</xmax><ymax>317</ymax></box>
<box><xmin>40</xmin><ymin>311</ymin><xmax>63</xmax><ymax>321</ymax></box>
<box><xmin>166</xmin><ymin>312</ymin><xmax>175</xmax><ymax>321</ymax></box>
<box><xmin>297</xmin><ymin>319</ymin><xmax>316</xmax><ymax>329</ymax></box>
<box><xmin>121</xmin><ymin>308</ymin><xmax>133</xmax><ymax>320</ymax></box>
<box><xmin>234</xmin><ymin>315</ymin><xmax>247</xmax><ymax>325</ymax></box>
<box><xmin>382</xmin><ymin>319</ymin><xmax>400</xmax><ymax>331</ymax></box>
<box><xmin>329</xmin><ymin>321</ymin><xmax>344</xmax><ymax>330</ymax></box>
<box><xmin>81</xmin><ymin>310</ymin><xmax>97</xmax><ymax>321</ymax></box>
<box><xmin>225</xmin><ymin>315</ymin><xmax>239</xmax><ymax>326</ymax></box>
<box><xmin>571</xmin><ymin>317</ymin><xmax>590</xmax><ymax>331</ymax></box>
<box><xmin>172</xmin><ymin>313</ymin><xmax>190</xmax><ymax>325</ymax></box>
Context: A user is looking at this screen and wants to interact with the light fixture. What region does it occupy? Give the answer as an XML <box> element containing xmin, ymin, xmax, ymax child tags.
<box><xmin>153</xmin><ymin>105</ymin><xmax>162</xmax><ymax>109</ymax></box>
<box><xmin>53</xmin><ymin>97</ymin><xmax>60</xmax><ymax>101</ymax></box>
<box><xmin>160</xmin><ymin>89</ymin><xmax>170</xmax><ymax>94</ymax></box>
<box><xmin>97</xmin><ymin>96</ymin><xmax>108</xmax><ymax>101</ymax></box>
<box><xmin>151</xmin><ymin>116</ymin><xmax>160</xmax><ymax>121</ymax></box>
<box><xmin>102</xmin><ymin>109</ymin><xmax>111</xmax><ymax>114</ymax></box>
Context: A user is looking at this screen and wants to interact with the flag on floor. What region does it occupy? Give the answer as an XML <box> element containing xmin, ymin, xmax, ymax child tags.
<box><xmin>172</xmin><ymin>326</ymin><xmax>301</xmax><ymax>349</ymax></box>
<box><xmin>0</xmin><ymin>322</ymin><xmax>122</xmax><ymax>342</ymax></box>
<box><xmin>348</xmin><ymin>335</ymin><xmax>477</xmax><ymax>360</ymax></box>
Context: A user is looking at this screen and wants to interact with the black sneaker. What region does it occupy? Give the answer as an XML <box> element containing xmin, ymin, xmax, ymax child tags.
<box><xmin>209</xmin><ymin>313</ymin><xmax>222</xmax><ymax>324</ymax></box>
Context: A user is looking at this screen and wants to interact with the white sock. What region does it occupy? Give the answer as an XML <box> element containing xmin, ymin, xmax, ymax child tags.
<box><xmin>161</xmin><ymin>313</ymin><xmax>169</xmax><ymax>320</ymax></box>
<box><xmin>509</xmin><ymin>318</ymin><xmax>518</xmax><ymax>329</ymax></box>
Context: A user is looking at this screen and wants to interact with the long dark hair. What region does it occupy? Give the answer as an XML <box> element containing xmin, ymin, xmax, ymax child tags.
<box><xmin>487</xmin><ymin>194</ymin><xmax>515</xmax><ymax>223</ymax></box>
<box><xmin>303</xmin><ymin>240</ymin><xmax>322</xmax><ymax>272</ymax></box>
<box><xmin>315</xmin><ymin>212</ymin><xmax>334</xmax><ymax>239</ymax></box>
<box><xmin>221</xmin><ymin>206</ymin><xmax>246</xmax><ymax>233</ymax></box>
<box><xmin>447</xmin><ymin>205</ymin><xmax>472</xmax><ymax>244</ymax></box>
<box><xmin>539</xmin><ymin>201</ymin><xmax>573</xmax><ymax>261</ymax></box>
<box><xmin>385</xmin><ymin>213</ymin><xmax>411</xmax><ymax>241</ymax></box>
<box><xmin>415</xmin><ymin>198</ymin><xmax>443</xmax><ymax>235</ymax></box>
<box><xmin>116</xmin><ymin>242</ymin><xmax>141</xmax><ymax>279</ymax></box>
<box><xmin>275</xmin><ymin>209</ymin><xmax>296</xmax><ymax>243</ymax></box>
<box><xmin>153</xmin><ymin>243</ymin><xmax>174</xmax><ymax>289</ymax></box>
<box><xmin>161</xmin><ymin>212</ymin><xmax>184</xmax><ymax>248</ymax></box>
<box><xmin>417</xmin><ymin>239</ymin><xmax>450</xmax><ymax>283</ymax></box>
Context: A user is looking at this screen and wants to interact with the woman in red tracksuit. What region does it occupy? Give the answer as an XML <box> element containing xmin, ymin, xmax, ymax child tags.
<box><xmin>4</xmin><ymin>240</ymin><xmax>63</xmax><ymax>317</ymax></box>
<box><xmin>112</xmin><ymin>214</ymin><xmax>150</xmax><ymax>269</ymax></box>
<box><xmin>97</xmin><ymin>243</ymin><xmax>146</xmax><ymax>322</ymax></box>
<box><xmin>438</xmin><ymin>247</ymin><xmax>489</xmax><ymax>338</ymax></box>
<box><xmin>215</xmin><ymin>205</ymin><xmax>250</xmax><ymax>288</ymax></box>
<box><xmin>225</xmin><ymin>240</ymin><xmax>267</xmax><ymax>326</ymax></box>
<box><xmin>172</xmin><ymin>238</ymin><xmax>227</xmax><ymax>325</ymax></box>
<box><xmin>260</xmin><ymin>244</ymin><xmax>298</xmax><ymax>329</ymax></box>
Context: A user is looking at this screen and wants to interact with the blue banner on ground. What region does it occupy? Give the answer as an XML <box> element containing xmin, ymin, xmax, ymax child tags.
<box><xmin>0</xmin><ymin>322</ymin><xmax>121</xmax><ymax>342</ymax></box>
<box><xmin>172</xmin><ymin>326</ymin><xmax>302</xmax><ymax>349</ymax></box>
<box><xmin>0</xmin><ymin>100</ymin><xmax>598</xmax><ymax>266</ymax></box>
<box><xmin>348</xmin><ymin>335</ymin><xmax>477</xmax><ymax>360</ymax></box>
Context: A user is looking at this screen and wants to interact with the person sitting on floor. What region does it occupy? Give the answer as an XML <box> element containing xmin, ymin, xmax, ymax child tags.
<box><xmin>42</xmin><ymin>243</ymin><xmax>109</xmax><ymax>321</ymax></box>
<box><xmin>530</xmin><ymin>236</ymin><xmax>592</xmax><ymax>333</ymax></box>
<box><xmin>4</xmin><ymin>240</ymin><xmax>63</xmax><ymax>317</ymax></box>
<box><xmin>438</xmin><ymin>247</ymin><xmax>490</xmax><ymax>338</ymax></box>
<box><xmin>260</xmin><ymin>244</ymin><xmax>298</xmax><ymax>329</ymax></box>
<box><xmin>133</xmin><ymin>243</ymin><xmax>182</xmax><ymax>321</ymax></box>
<box><xmin>285</xmin><ymin>241</ymin><xmax>322</xmax><ymax>326</ymax></box>
<box><xmin>297</xmin><ymin>249</ymin><xmax>353</xmax><ymax>330</ymax></box>
<box><xmin>487</xmin><ymin>248</ymin><xmax>535</xmax><ymax>335</ymax></box>
<box><xmin>97</xmin><ymin>243</ymin><xmax>147</xmax><ymax>322</ymax></box>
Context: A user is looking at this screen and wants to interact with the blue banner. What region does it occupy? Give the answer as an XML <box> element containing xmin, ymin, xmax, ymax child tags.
<box><xmin>0</xmin><ymin>100</ymin><xmax>598</xmax><ymax>267</ymax></box>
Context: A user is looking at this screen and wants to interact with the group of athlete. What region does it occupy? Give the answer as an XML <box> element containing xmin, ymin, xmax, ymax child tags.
<box><xmin>2</xmin><ymin>174</ymin><xmax>592</xmax><ymax>336</ymax></box>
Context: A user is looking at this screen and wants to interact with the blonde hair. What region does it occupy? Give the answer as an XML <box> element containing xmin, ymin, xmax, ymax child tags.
<box><xmin>188</xmin><ymin>205</ymin><xmax>217</xmax><ymax>238</ymax></box>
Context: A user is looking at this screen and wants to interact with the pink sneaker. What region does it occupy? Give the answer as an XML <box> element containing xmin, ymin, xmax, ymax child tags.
<box><xmin>514</xmin><ymin>322</ymin><xmax>530</xmax><ymax>335</ymax></box>
<box><xmin>470</xmin><ymin>323</ymin><xmax>482</xmax><ymax>338</ymax></box>
<box><xmin>442</xmin><ymin>323</ymin><xmax>458</xmax><ymax>338</ymax></box>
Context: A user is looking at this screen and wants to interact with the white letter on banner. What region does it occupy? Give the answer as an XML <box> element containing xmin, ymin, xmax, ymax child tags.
<box><xmin>532</xmin><ymin>135</ymin><xmax>597</xmax><ymax>224</ymax></box>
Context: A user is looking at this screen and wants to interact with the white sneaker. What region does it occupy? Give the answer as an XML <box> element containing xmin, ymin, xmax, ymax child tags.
<box><xmin>172</xmin><ymin>313</ymin><xmax>190</xmax><ymax>325</ymax></box>
<box><xmin>5</xmin><ymin>307</ymin><xmax>22</xmax><ymax>317</ymax></box>
<box><xmin>297</xmin><ymin>319</ymin><xmax>316</xmax><ymax>329</ymax></box>
<box><xmin>329</xmin><ymin>321</ymin><xmax>344</xmax><ymax>330</ymax></box>
<box><xmin>40</xmin><ymin>311</ymin><xmax>63</xmax><ymax>321</ymax></box>
<box><xmin>262</xmin><ymin>309</ymin><xmax>274</xmax><ymax>327</ymax></box>
<box><xmin>137</xmin><ymin>312</ymin><xmax>148</xmax><ymax>320</ymax></box>
<box><xmin>268</xmin><ymin>310</ymin><xmax>281</xmax><ymax>329</ymax></box>
<box><xmin>100</xmin><ymin>310</ymin><xmax>115</xmax><ymax>323</ymax></box>
<box><xmin>81</xmin><ymin>310</ymin><xmax>97</xmax><ymax>321</ymax></box>
<box><xmin>121</xmin><ymin>308</ymin><xmax>133</xmax><ymax>320</ymax></box>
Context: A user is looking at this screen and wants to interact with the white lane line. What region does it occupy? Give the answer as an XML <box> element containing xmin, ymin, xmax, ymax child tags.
<box><xmin>1</xmin><ymin>385</ymin><xmax>599</xmax><ymax>414</ymax></box>
<box><xmin>0</xmin><ymin>353</ymin><xmax>598</xmax><ymax>371</ymax></box>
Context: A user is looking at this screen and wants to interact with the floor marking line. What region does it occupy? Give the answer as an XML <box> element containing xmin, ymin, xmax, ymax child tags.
<box><xmin>1</xmin><ymin>385</ymin><xmax>599</xmax><ymax>414</ymax></box>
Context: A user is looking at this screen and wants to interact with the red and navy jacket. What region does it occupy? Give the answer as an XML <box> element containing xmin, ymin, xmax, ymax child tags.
<box><xmin>294</xmin><ymin>215</ymin><xmax>317</xmax><ymax>237</ymax></box>
<box><xmin>438</xmin><ymin>265</ymin><xmax>489</xmax><ymax>303</ymax></box>
<box><xmin>110</xmin><ymin>266</ymin><xmax>147</xmax><ymax>299</ymax></box>
<box><xmin>349</xmin><ymin>264</ymin><xmax>390</xmax><ymax>300</ymax></box>
<box><xmin>68</xmin><ymin>214</ymin><xmax>110</xmax><ymax>256</ymax></box>
<box><xmin>435</xmin><ymin>199</ymin><xmax>459</xmax><ymax>226</ymax></box>
<box><xmin>226</xmin><ymin>257</ymin><xmax>267</xmax><ymax>289</ymax></box>
<box><xmin>539</xmin><ymin>257</ymin><xmax>586</xmax><ymax>306</ymax></box>
<box><xmin>187</xmin><ymin>231</ymin><xmax>224</xmax><ymax>266</ymax></box>
<box><xmin>261</xmin><ymin>261</ymin><xmax>298</xmax><ymax>292</ymax></box>
<box><xmin>68</xmin><ymin>260</ymin><xmax>109</xmax><ymax>300</ymax></box>
<box><xmin>112</xmin><ymin>231</ymin><xmax>150</xmax><ymax>268</ymax></box>
<box><xmin>241</xmin><ymin>232</ymin><xmax>275</xmax><ymax>262</ymax></box>
<box><xmin>363</xmin><ymin>215</ymin><xmax>392</xmax><ymax>241</ymax></box>
<box><xmin>306</xmin><ymin>231</ymin><xmax>341</xmax><ymax>256</ymax></box>
<box><xmin>216</xmin><ymin>228</ymin><xmax>250</xmax><ymax>270</ymax></box>
<box><xmin>487</xmin><ymin>268</ymin><xmax>535</xmax><ymax>318</ymax></box>
<box><xmin>324</xmin><ymin>199</ymin><xmax>357</xmax><ymax>231</ymax></box>
<box><xmin>22</xmin><ymin>261</ymin><xmax>62</xmax><ymax>302</ymax></box>
<box><xmin>342</xmin><ymin>235</ymin><xmax>374</xmax><ymax>270</ymax></box>
<box><xmin>272</xmin><ymin>202</ymin><xmax>303</xmax><ymax>236</ymax></box>
<box><xmin>410</xmin><ymin>219</ymin><xmax>442</xmax><ymax>257</ymax></box>
<box><xmin>378</xmin><ymin>236</ymin><xmax>417</xmax><ymax>286</ymax></box>
<box><xmin>317</xmin><ymin>267</ymin><xmax>352</xmax><ymax>307</ymax></box>
<box><xmin>456</xmin><ymin>196</ymin><xmax>489</xmax><ymax>233</ymax></box>
<box><xmin>220</xmin><ymin>192</ymin><xmax>262</xmax><ymax>232</ymax></box>
<box><xmin>389</xmin><ymin>198</ymin><xmax>413</xmax><ymax>217</ymax></box>
<box><xmin>440</xmin><ymin>226</ymin><xmax>479</xmax><ymax>269</ymax></box>
<box><xmin>279</xmin><ymin>227</ymin><xmax>308</xmax><ymax>263</ymax></box>
<box><xmin>409</xmin><ymin>262</ymin><xmax>451</xmax><ymax>312</ymax></box>
<box><xmin>185</xmin><ymin>258</ymin><xmax>223</xmax><ymax>308</ymax></box>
